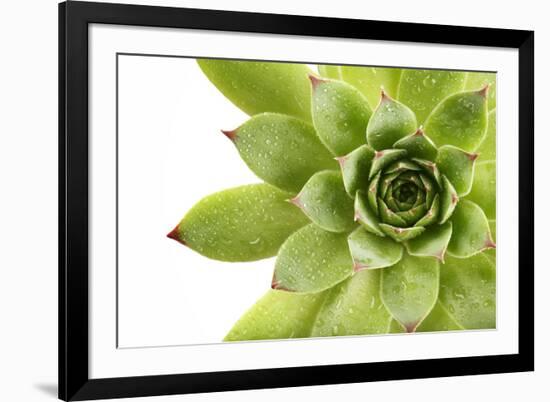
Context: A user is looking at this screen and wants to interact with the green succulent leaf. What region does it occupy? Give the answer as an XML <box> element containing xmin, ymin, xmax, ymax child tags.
<box><xmin>465</xmin><ymin>161</ymin><xmax>496</xmax><ymax>220</ymax></box>
<box><xmin>406</xmin><ymin>221</ymin><xmax>453</xmax><ymax>262</ymax></box>
<box><xmin>198</xmin><ymin>59</ymin><xmax>313</xmax><ymax>121</ymax></box>
<box><xmin>293</xmin><ymin>170</ymin><xmax>355</xmax><ymax>233</ymax></box>
<box><xmin>397</xmin><ymin>70</ymin><xmax>467</xmax><ymax>124</ymax></box>
<box><xmin>367</xmin><ymin>171</ymin><xmax>381</xmax><ymax>212</ymax></box>
<box><xmin>366</xmin><ymin>93</ymin><xmax>417</xmax><ymax>151</ymax></box>
<box><xmin>273</xmin><ymin>224</ymin><xmax>353</xmax><ymax>293</ymax></box>
<box><xmin>339</xmin><ymin>66</ymin><xmax>403</xmax><ymax>109</ymax></box>
<box><xmin>379</xmin><ymin>224</ymin><xmax>425</xmax><ymax>242</ymax></box>
<box><xmin>436</xmin><ymin>145</ymin><xmax>478</xmax><ymax>197</ymax></box>
<box><xmin>338</xmin><ymin>145</ymin><xmax>375</xmax><ymax>197</ymax></box>
<box><xmin>448</xmin><ymin>200</ymin><xmax>495</xmax><ymax>258</ymax></box>
<box><xmin>224</xmin><ymin>290</ymin><xmax>326</xmax><ymax>341</ymax></box>
<box><xmin>354</xmin><ymin>190</ymin><xmax>384</xmax><ymax>236</ymax></box>
<box><xmin>378</xmin><ymin>198</ymin><xmax>408</xmax><ymax>227</ymax></box>
<box><xmin>379</xmin><ymin>171</ymin><xmax>400</xmax><ymax>200</ymax></box>
<box><xmin>369</xmin><ymin>149</ymin><xmax>407</xmax><ymax>179</ymax></box>
<box><xmin>412</xmin><ymin>158</ymin><xmax>442</xmax><ymax>188</ymax></box>
<box><xmin>439</xmin><ymin>252</ymin><xmax>496</xmax><ymax>329</ymax></box>
<box><xmin>464</xmin><ymin>72</ymin><xmax>496</xmax><ymax>112</ymax></box>
<box><xmin>311</xmin><ymin>270</ymin><xmax>392</xmax><ymax>336</ymax></box>
<box><xmin>348</xmin><ymin>227</ymin><xmax>404</xmax><ymax>271</ymax></box>
<box><xmin>381</xmin><ymin>252</ymin><xmax>440</xmax><ymax>332</ymax></box>
<box><xmin>476</xmin><ymin>109</ymin><xmax>496</xmax><ymax>162</ymax></box>
<box><xmin>415</xmin><ymin>300</ymin><xmax>464</xmax><ymax>332</ymax></box>
<box><xmin>439</xmin><ymin>175</ymin><xmax>459</xmax><ymax>224</ymax></box>
<box><xmin>194</xmin><ymin>62</ymin><xmax>500</xmax><ymax>342</ymax></box>
<box><xmin>317</xmin><ymin>64</ymin><xmax>342</xmax><ymax>80</ymax></box>
<box><xmin>392</xmin><ymin>128</ymin><xmax>438</xmax><ymax>161</ymax></box>
<box><xmin>414</xmin><ymin>193</ymin><xmax>440</xmax><ymax>227</ymax></box>
<box><xmin>170</xmin><ymin>184</ymin><xmax>308</xmax><ymax>262</ymax></box>
<box><xmin>385</xmin><ymin>160</ymin><xmax>421</xmax><ymax>175</ymax></box>
<box><xmin>229</xmin><ymin>113</ymin><xmax>336</xmax><ymax>193</ymax></box>
<box><xmin>310</xmin><ymin>76</ymin><xmax>373</xmax><ymax>156</ymax></box>
<box><xmin>396</xmin><ymin>204</ymin><xmax>428</xmax><ymax>226</ymax></box>
<box><xmin>424</xmin><ymin>87</ymin><xmax>489</xmax><ymax>151</ymax></box>
<box><xmin>388</xmin><ymin>319</ymin><xmax>407</xmax><ymax>333</ymax></box>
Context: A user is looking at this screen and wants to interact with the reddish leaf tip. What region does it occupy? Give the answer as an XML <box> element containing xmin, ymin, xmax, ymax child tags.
<box><xmin>414</xmin><ymin>127</ymin><xmax>425</xmax><ymax>137</ymax></box>
<box><xmin>271</xmin><ymin>275</ymin><xmax>290</xmax><ymax>291</ymax></box>
<box><xmin>451</xmin><ymin>193</ymin><xmax>459</xmax><ymax>204</ymax></box>
<box><xmin>375</xmin><ymin>151</ymin><xmax>385</xmax><ymax>159</ymax></box>
<box><xmin>485</xmin><ymin>238</ymin><xmax>497</xmax><ymax>249</ymax></box>
<box><xmin>478</xmin><ymin>83</ymin><xmax>490</xmax><ymax>99</ymax></box>
<box><xmin>380</xmin><ymin>89</ymin><xmax>391</xmax><ymax>102</ymax></box>
<box><xmin>288</xmin><ymin>195</ymin><xmax>303</xmax><ymax>208</ymax></box>
<box><xmin>404</xmin><ymin>322</ymin><xmax>418</xmax><ymax>333</ymax></box>
<box><xmin>434</xmin><ymin>249</ymin><xmax>446</xmax><ymax>263</ymax></box>
<box><xmin>308</xmin><ymin>73</ymin><xmax>326</xmax><ymax>89</ymax></box>
<box><xmin>353</xmin><ymin>261</ymin><xmax>368</xmax><ymax>273</ymax></box>
<box><xmin>221</xmin><ymin>129</ymin><xmax>237</xmax><ymax>141</ymax></box>
<box><xmin>467</xmin><ymin>152</ymin><xmax>479</xmax><ymax>161</ymax></box>
<box><xmin>167</xmin><ymin>225</ymin><xmax>186</xmax><ymax>245</ymax></box>
<box><xmin>335</xmin><ymin>156</ymin><xmax>347</xmax><ymax>168</ymax></box>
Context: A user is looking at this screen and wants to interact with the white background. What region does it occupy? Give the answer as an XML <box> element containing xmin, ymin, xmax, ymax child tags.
<box><xmin>0</xmin><ymin>0</ymin><xmax>545</xmax><ymax>401</ymax></box>
<box><xmin>117</xmin><ymin>55</ymin><xmax>271</xmax><ymax>347</ymax></box>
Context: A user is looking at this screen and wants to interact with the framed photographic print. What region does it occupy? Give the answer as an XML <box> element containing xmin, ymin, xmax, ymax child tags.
<box><xmin>59</xmin><ymin>1</ymin><xmax>534</xmax><ymax>400</ymax></box>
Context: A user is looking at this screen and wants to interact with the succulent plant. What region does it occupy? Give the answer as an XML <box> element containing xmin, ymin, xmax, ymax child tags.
<box><xmin>168</xmin><ymin>60</ymin><xmax>497</xmax><ymax>340</ymax></box>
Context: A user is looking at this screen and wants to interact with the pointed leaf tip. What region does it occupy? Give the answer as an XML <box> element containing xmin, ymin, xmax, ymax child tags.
<box><xmin>467</xmin><ymin>152</ymin><xmax>479</xmax><ymax>161</ymax></box>
<box><xmin>335</xmin><ymin>155</ymin><xmax>347</xmax><ymax>168</ymax></box>
<box><xmin>380</xmin><ymin>89</ymin><xmax>391</xmax><ymax>102</ymax></box>
<box><xmin>271</xmin><ymin>274</ymin><xmax>278</xmax><ymax>289</ymax></box>
<box><xmin>478</xmin><ymin>83</ymin><xmax>490</xmax><ymax>99</ymax></box>
<box><xmin>221</xmin><ymin>129</ymin><xmax>237</xmax><ymax>141</ymax></box>
<box><xmin>167</xmin><ymin>225</ymin><xmax>186</xmax><ymax>245</ymax></box>
<box><xmin>271</xmin><ymin>275</ymin><xmax>290</xmax><ymax>291</ymax></box>
<box><xmin>308</xmin><ymin>73</ymin><xmax>326</xmax><ymax>88</ymax></box>
<box><xmin>353</xmin><ymin>262</ymin><xmax>367</xmax><ymax>272</ymax></box>
<box><xmin>288</xmin><ymin>195</ymin><xmax>302</xmax><ymax>208</ymax></box>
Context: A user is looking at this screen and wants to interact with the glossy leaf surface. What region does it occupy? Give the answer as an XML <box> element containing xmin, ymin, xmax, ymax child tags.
<box><xmin>311</xmin><ymin>77</ymin><xmax>372</xmax><ymax>155</ymax></box>
<box><xmin>273</xmin><ymin>224</ymin><xmax>353</xmax><ymax>293</ymax></box>
<box><xmin>312</xmin><ymin>270</ymin><xmax>392</xmax><ymax>336</ymax></box>
<box><xmin>366</xmin><ymin>94</ymin><xmax>417</xmax><ymax>151</ymax></box>
<box><xmin>225</xmin><ymin>290</ymin><xmax>326</xmax><ymax>341</ymax></box>
<box><xmin>348</xmin><ymin>227</ymin><xmax>403</xmax><ymax>270</ymax></box>
<box><xmin>293</xmin><ymin>171</ymin><xmax>355</xmax><ymax>233</ymax></box>
<box><xmin>398</xmin><ymin>70</ymin><xmax>467</xmax><ymax>123</ymax></box>
<box><xmin>448</xmin><ymin>200</ymin><xmax>495</xmax><ymax>258</ymax></box>
<box><xmin>198</xmin><ymin>59</ymin><xmax>313</xmax><ymax>121</ymax></box>
<box><xmin>424</xmin><ymin>88</ymin><xmax>488</xmax><ymax>151</ymax></box>
<box><xmin>381</xmin><ymin>253</ymin><xmax>440</xmax><ymax>332</ymax></box>
<box><xmin>232</xmin><ymin>113</ymin><xmax>336</xmax><ymax>193</ymax></box>
<box><xmin>439</xmin><ymin>252</ymin><xmax>496</xmax><ymax>329</ymax></box>
<box><xmin>171</xmin><ymin>184</ymin><xmax>308</xmax><ymax>261</ymax></box>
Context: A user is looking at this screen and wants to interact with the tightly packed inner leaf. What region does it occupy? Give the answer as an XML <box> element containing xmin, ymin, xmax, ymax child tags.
<box><xmin>169</xmin><ymin>60</ymin><xmax>497</xmax><ymax>342</ymax></box>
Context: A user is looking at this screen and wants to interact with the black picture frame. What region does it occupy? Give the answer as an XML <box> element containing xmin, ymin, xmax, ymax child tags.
<box><xmin>59</xmin><ymin>1</ymin><xmax>534</xmax><ymax>400</ymax></box>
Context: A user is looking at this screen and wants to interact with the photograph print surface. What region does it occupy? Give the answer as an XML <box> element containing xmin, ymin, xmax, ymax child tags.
<box><xmin>117</xmin><ymin>56</ymin><xmax>496</xmax><ymax>347</ymax></box>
